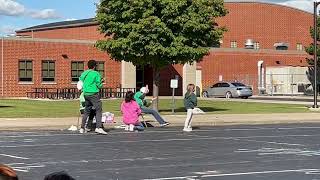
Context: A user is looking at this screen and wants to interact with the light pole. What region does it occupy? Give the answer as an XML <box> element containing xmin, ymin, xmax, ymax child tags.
<box><xmin>314</xmin><ymin>1</ymin><xmax>320</xmax><ymax>108</ymax></box>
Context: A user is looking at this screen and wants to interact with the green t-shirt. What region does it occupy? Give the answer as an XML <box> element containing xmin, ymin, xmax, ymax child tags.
<box><xmin>79</xmin><ymin>69</ymin><xmax>103</xmax><ymax>96</ymax></box>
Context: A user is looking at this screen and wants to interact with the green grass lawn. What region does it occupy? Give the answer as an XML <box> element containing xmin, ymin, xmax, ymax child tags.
<box><xmin>0</xmin><ymin>99</ymin><xmax>310</xmax><ymax>118</ymax></box>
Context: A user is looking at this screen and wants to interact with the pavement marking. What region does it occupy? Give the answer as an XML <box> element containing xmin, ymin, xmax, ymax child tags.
<box><xmin>0</xmin><ymin>153</ymin><xmax>29</xmax><ymax>160</ymax></box>
<box><xmin>77</xmin><ymin>161</ymin><xmax>252</xmax><ymax>174</ymax></box>
<box><xmin>143</xmin><ymin>175</ymin><xmax>199</xmax><ymax>180</ymax></box>
<box><xmin>236</xmin><ymin>147</ymin><xmax>320</xmax><ymax>157</ymax></box>
<box><xmin>201</xmin><ymin>168</ymin><xmax>320</xmax><ymax>177</ymax></box>
<box><xmin>11</xmin><ymin>164</ymin><xmax>46</xmax><ymax>172</ymax></box>
<box><xmin>143</xmin><ymin>169</ymin><xmax>320</xmax><ymax>180</ymax></box>
<box><xmin>232</xmin><ymin>138</ymin><xmax>305</xmax><ymax>146</ymax></box>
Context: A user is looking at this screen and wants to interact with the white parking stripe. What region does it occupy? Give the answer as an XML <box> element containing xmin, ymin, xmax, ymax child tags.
<box><xmin>201</xmin><ymin>168</ymin><xmax>320</xmax><ymax>177</ymax></box>
<box><xmin>0</xmin><ymin>154</ymin><xmax>29</xmax><ymax>159</ymax></box>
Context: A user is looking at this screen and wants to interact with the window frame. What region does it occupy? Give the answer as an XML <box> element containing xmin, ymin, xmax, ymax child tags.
<box><xmin>18</xmin><ymin>59</ymin><xmax>33</xmax><ymax>82</ymax></box>
<box><xmin>42</xmin><ymin>60</ymin><xmax>55</xmax><ymax>82</ymax></box>
<box><xmin>230</xmin><ymin>41</ymin><xmax>237</xmax><ymax>48</ymax></box>
<box><xmin>71</xmin><ymin>61</ymin><xmax>84</xmax><ymax>82</ymax></box>
<box><xmin>296</xmin><ymin>43</ymin><xmax>303</xmax><ymax>51</ymax></box>
<box><xmin>95</xmin><ymin>61</ymin><xmax>105</xmax><ymax>78</ymax></box>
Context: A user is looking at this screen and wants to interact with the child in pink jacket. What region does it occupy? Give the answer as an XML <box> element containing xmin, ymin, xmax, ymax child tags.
<box><xmin>121</xmin><ymin>91</ymin><xmax>144</xmax><ymax>131</ymax></box>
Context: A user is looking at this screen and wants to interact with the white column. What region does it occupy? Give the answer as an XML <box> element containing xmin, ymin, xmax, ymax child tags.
<box><xmin>183</xmin><ymin>62</ymin><xmax>197</xmax><ymax>95</ymax></box>
<box><xmin>121</xmin><ymin>61</ymin><xmax>136</xmax><ymax>88</ymax></box>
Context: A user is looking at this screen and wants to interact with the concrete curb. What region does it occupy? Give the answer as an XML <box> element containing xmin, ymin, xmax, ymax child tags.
<box><xmin>1</xmin><ymin>113</ymin><xmax>320</xmax><ymax>131</ymax></box>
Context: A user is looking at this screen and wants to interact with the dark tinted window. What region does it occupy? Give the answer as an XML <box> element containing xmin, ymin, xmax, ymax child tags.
<box><xmin>221</xmin><ymin>83</ymin><xmax>230</xmax><ymax>87</ymax></box>
<box><xmin>212</xmin><ymin>83</ymin><xmax>220</xmax><ymax>88</ymax></box>
<box><xmin>42</xmin><ymin>60</ymin><xmax>55</xmax><ymax>82</ymax></box>
<box><xmin>231</xmin><ymin>83</ymin><xmax>246</xmax><ymax>87</ymax></box>
<box><xmin>19</xmin><ymin>60</ymin><xmax>33</xmax><ymax>82</ymax></box>
<box><xmin>71</xmin><ymin>61</ymin><xmax>84</xmax><ymax>82</ymax></box>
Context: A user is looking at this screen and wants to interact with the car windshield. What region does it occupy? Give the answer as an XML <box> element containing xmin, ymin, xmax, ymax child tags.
<box><xmin>231</xmin><ymin>83</ymin><xmax>246</xmax><ymax>87</ymax></box>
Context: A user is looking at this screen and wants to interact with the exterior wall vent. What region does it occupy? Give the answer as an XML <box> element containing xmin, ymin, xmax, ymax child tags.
<box><xmin>274</xmin><ymin>42</ymin><xmax>289</xmax><ymax>50</ymax></box>
<box><xmin>245</xmin><ymin>39</ymin><xmax>254</xmax><ymax>49</ymax></box>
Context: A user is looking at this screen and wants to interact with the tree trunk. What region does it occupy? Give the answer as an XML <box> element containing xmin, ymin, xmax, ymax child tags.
<box><xmin>152</xmin><ymin>67</ymin><xmax>160</xmax><ymax>111</ymax></box>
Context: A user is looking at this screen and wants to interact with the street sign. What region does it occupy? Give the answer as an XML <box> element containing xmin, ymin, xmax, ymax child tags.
<box><xmin>170</xmin><ymin>79</ymin><xmax>178</xmax><ymax>89</ymax></box>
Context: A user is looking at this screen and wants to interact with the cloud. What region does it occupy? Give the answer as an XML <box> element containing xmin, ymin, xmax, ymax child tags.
<box><xmin>278</xmin><ymin>0</ymin><xmax>313</xmax><ymax>13</ymax></box>
<box><xmin>28</xmin><ymin>9</ymin><xmax>60</xmax><ymax>19</ymax></box>
<box><xmin>64</xmin><ymin>18</ymin><xmax>78</xmax><ymax>21</ymax></box>
<box><xmin>0</xmin><ymin>0</ymin><xmax>24</xmax><ymax>16</ymax></box>
<box><xmin>0</xmin><ymin>0</ymin><xmax>60</xmax><ymax>19</ymax></box>
<box><xmin>0</xmin><ymin>25</ymin><xmax>17</xmax><ymax>36</ymax></box>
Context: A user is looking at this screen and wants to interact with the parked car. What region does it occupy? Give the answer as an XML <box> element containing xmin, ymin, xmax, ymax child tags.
<box><xmin>202</xmin><ymin>82</ymin><xmax>253</xmax><ymax>99</ymax></box>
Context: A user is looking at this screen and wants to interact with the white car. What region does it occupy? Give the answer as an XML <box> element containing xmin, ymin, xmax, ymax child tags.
<box><xmin>202</xmin><ymin>82</ymin><xmax>252</xmax><ymax>99</ymax></box>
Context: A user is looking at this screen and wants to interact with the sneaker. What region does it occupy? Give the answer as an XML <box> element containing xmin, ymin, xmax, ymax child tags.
<box><xmin>79</xmin><ymin>128</ymin><xmax>85</xmax><ymax>134</ymax></box>
<box><xmin>160</xmin><ymin>122</ymin><xmax>170</xmax><ymax>127</ymax></box>
<box><xmin>183</xmin><ymin>127</ymin><xmax>192</xmax><ymax>132</ymax></box>
<box><xmin>85</xmin><ymin>128</ymin><xmax>91</xmax><ymax>132</ymax></box>
<box><xmin>95</xmin><ymin>128</ymin><xmax>108</xmax><ymax>135</ymax></box>
<box><xmin>129</xmin><ymin>124</ymin><xmax>135</xmax><ymax>132</ymax></box>
<box><xmin>124</xmin><ymin>125</ymin><xmax>129</xmax><ymax>131</ymax></box>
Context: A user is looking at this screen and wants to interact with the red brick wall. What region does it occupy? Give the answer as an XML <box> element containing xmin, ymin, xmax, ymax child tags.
<box><xmin>217</xmin><ymin>2</ymin><xmax>313</xmax><ymax>50</ymax></box>
<box><xmin>0</xmin><ymin>39</ymin><xmax>120</xmax><ymax>97</ymax></box>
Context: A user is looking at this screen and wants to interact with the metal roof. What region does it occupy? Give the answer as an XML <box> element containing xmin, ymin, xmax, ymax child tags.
<box><xmin>16</xmin><ymin>18</ymin><xmax>97</xmax><ymax>33</ymax></box>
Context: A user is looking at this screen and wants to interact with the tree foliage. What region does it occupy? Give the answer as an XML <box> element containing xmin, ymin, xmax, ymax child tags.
<box><xmin>95</xmin><ymin>0</ymin><xmax>228</xmax><ymax>67</ymax></box>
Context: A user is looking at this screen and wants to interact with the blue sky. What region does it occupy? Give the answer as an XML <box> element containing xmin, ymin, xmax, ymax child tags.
<box><xmin>0</xmin><ymin>0</ymin><xmax>314</xmax><ymax>36</ymax></box>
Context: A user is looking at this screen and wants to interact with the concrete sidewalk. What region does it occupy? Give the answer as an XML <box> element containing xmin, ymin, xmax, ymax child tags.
<box><xmin>1</xmin><ymin>113</ymin><xmax>320</xmax><ymax>131</ymax></box>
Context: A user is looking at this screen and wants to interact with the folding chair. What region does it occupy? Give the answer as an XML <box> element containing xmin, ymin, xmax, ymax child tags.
<box><xmin>140</xmin><ymin>113</ymin><xmax>148</xmax><ymax>128</ymax></box>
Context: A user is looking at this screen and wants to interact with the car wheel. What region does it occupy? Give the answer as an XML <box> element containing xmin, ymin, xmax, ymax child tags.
<box><xmin>202</xmin><ymin>91</ymin><xmax>209</xmax><ymax>98</ymax></box>
<box><xmin>225</xmin><ymin>91</ymin><xmax>232</xmax><ymax>99</ymax></box>
<box><xmin>241</xmin><ymin>96</ymin><xmax>248</xmax><ymax>99</ymax></box>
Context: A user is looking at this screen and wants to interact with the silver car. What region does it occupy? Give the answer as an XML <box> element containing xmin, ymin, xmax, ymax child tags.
<box><xmin>202</xmin><ymin>82</ymin><xmax>253</xmax><ymax>99</ymax></box>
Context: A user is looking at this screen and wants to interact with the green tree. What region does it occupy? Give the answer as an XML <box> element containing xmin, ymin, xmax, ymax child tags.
<box><xmin>305</xmin><ymin>17</ymin><xmax>320</xmax><ymax>93</ymax></box>
<box><xmin>95</xmin><ymin>0</ymin><xmax>227</xmax><ymax>110</ymax></box>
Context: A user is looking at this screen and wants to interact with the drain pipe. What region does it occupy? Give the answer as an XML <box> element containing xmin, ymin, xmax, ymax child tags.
<box><xmin>1</xmin><ymin>37</ymin><xmax>3</xmax><ymax>96</ymax></box>
<box><xmin>257</xmin><ymin>60</ymin><xmax>264</xmax><ymax>95</ymax></box>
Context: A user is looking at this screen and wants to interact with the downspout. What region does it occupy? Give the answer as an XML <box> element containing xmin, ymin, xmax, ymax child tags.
<box><xmin>1</xmin><ymin>37</ymin><xmax>3</xmax><ymax>96</ymax></box>
<box><xmin>257</xmin><ymin>60</ymin><xmax>264</xmax><ymax>95</ymax></box>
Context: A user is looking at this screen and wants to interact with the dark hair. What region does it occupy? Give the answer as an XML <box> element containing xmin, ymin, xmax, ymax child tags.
<box><xmin>0</xmin><ymin>164</ymin><xmax>18</xmax><ymax>180</ymax></box>
<box><xmin>43</xmin><ymin>171</ymin><xmax>75</xmax><ymax>180</ymax></box>
<box><xmin>125</xmin><ymin>91</ymin><xmax>135</xmax><ymax>103</ymax></box>
<box><xmin>87</xmin><ymin>60</ymin><xmax>97</xmax><ymax>69</ymax></box>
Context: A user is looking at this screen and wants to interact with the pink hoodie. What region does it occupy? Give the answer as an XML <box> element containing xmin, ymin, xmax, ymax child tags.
<box><xmin>121</xmin><ymin>100</ymin><xmax>142</xmax><ymax>125</ymax></box>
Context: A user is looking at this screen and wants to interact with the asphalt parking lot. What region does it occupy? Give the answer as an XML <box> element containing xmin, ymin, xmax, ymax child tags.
<box><xmin>1</xmin><ymin>124</ymin><xmax>320</xmax><ymax>180</ymax></box>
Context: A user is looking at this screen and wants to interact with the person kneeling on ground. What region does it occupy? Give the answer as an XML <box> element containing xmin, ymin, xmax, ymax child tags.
<box><xmin>121</xmin><ymin>91</ymin><xmax>144</xmax><ymax>131</ymax></box>
<box><xmin>134</xmin><ymin>85</ymin><xmax>169</xmax><ymax>127</ymax></box>
<box><xmin>44</xmin><ymin>171</ymin><xmax>75</xmax><ymax>180</ymax></box>
<box><xmin>0</xmin><ymin>164</ymin><xmax>18</xmax><ymax>180</ymax></box>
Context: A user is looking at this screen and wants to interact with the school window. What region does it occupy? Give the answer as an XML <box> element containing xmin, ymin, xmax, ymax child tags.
<box><xmin>42</xmin><ymin>60</ymin><xmax>55</xmax><ymax>82</ymax></box>
<box><xmin>18</xmin><ymin>60</ymin><xmax>33</xmax><ymax>82</ymax></box>
<box><xmin>297</xmin><ymin>43</ymin><xmax>303</xmax><ymax>51</ymax></box>
<box><xmin>71</xmin><ymin>61</ymin><xmax>84</xmax><ymax>82</ymax></box>
<box><xmin>96</xmin><ymin>62</ymin><xmax>105</xmax><ymax>78</ymax></box>
<box><xmin>230</xmin><ymin>41</ymin><xmax>237</xmax><ymax>48</ymax></box>
<box><xmin>254</xmin><ymin>42</ymin><xmax>260</xmax><ymax>49</ymax></box>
